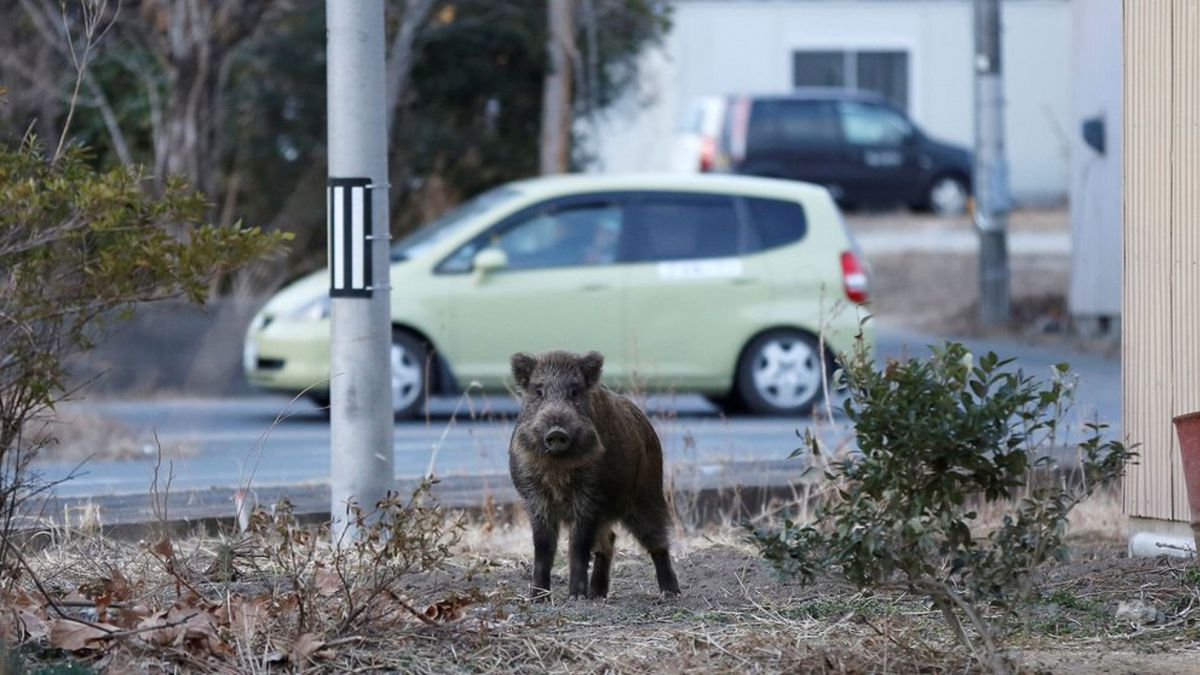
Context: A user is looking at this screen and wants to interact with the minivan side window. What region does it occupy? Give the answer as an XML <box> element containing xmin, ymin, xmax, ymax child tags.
<box><xmin>439</xmin><ymin>201</ymin><xmax>621</xmax><ymax>272</ymax></box>
<box><xmin>621</xmin><ymin>194</ymin><xmax>742</xmax><ymax>263</ymax></box>
<box><xmin>744</xmin><ymin>197</ymin><xmax>808</xmax><ymax>251</ymax></box>
<box><xmin>839</xmin><ymin>101</ymin><xmax>913</xmax><ymax>147</ymax></box>
<box><xmin>746</xmin><ymin>100</ymin><xmax>840</xmax><ymax>152</ymax></box>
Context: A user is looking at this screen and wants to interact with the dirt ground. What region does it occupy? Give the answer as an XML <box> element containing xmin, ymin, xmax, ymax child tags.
<box><xmin>5</xmin><ymin>494</ymin><xmax>1199</xmax><ymax>674</ymax></box>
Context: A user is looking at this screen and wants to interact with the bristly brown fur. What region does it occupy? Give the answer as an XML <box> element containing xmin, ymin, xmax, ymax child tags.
<box><xmin>508</xmin><ymin>350</ymin><xmax>680</xmax><ymax>600</ymax></box>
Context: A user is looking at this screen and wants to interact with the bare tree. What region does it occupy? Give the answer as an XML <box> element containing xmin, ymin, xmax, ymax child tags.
<box><xmin>125</xmin><ymin>1</ymin><xmax>278</xmax><ymax>196</ymax></box>
<box><xmin>386</xmin><ymin>0</ymin><xmax>439</xmax><ymax>134</ymax></box>
<box><xmin>540</xmin><ymin>0</ymin><xmax>576</xmax><ymax>174</ymax></box>
<box><xmin>16</xmin><ymin>0</ymin><xmax>283</xmax><ymax>197</ymax></box>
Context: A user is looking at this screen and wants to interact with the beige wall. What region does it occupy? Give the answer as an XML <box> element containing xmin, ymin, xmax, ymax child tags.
<box><xmin>1123</xmin><ymin>0</ymin><xmax>1200</xmax><ymax>523</ymax></box>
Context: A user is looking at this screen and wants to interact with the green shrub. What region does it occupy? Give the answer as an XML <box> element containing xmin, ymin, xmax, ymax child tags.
<box><xmin>751</xmin><ymin>340</ymin><xmax>1133</xmax><ymax>674</ymax></box>
<box><xmin>0</xmin><ymin>135</ymin><xmax>287</xmax><ymax>572</ymax></box>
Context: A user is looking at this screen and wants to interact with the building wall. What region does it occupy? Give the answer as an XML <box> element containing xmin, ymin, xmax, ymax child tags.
<box><xmin>1069</xmin><ymin>0</ymin><xmax>1123</xmax><ymax>319</ymax></box>
<box><xmin>1123</xmin><ymin>0</ymin><xmax>1200</xmax><ymax>530</ymax></box>
<box><xmin>589</xmin><ymin>0</ymin><xmax>1072</xmax><ymax>204</ymax></box>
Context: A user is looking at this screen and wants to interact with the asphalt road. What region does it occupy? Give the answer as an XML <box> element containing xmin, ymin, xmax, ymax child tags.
<box><xmin>38</xmin><ymin>325</ymin><xmax>1120</xmax><ymax>503</ymax></box>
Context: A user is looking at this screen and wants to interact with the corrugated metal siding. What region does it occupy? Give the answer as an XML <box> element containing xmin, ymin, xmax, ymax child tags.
<box><xmin>1171</xmin><ymin>0</ymin><xmax>1200</xmax><ymax>520</ymax></box>
<box><xmin>1123</xmin><ymin>0</ymin><xmax>1200</xmax><ymax>522</ymax></box>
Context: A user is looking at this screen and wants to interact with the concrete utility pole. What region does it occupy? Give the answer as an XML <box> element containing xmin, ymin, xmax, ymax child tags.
<box><xmin>973</xmin><ymin>0</ymin><xmax>1011</xmax><ymax>326</ymax></box>
<box><xmin>540</xmin><ymin>0</ymin><xmax>575</xmax><ymax>174</ymax></box>
<box><xmin>326</xmin><ymin>0</ymin><xmax>394</xmax><ymax>544</ymax></box>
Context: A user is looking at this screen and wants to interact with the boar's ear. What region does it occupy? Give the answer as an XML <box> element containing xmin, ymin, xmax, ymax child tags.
<box><xmin>511</xmin><ymin>352</ymin><xmax>537</xmax><ymax>390</ymax></box>
<box><xmin>579</xmin><ymin>351</ymin><xmax>604</xmax><ymax>388</ymax></box>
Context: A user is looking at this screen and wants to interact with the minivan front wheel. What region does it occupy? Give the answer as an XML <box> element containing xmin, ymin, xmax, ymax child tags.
<box><xmin>390</xmin><ymin>330</ymin><xmax>428</xmax><ymax>419</ymax></box>
<box><xmin>736</xmin><ymin>330</ymin><xmax>826</xmax><ymax>416</ymax></box>
<box><xmin>927</xmin><ymin>175</ymin><xmax>969</xmax><ymax>216</ymax></box>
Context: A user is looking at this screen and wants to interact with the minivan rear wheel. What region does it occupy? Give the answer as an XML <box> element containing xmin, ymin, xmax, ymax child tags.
<box><xmin>736</xmin><ymin>330</ymin><xmax>826</xmax><ymax>416</ymax></box>
<box><xmin>927</xmin><ymin>175</ymin><xmax>969</xmax><ymax>216</ymax></box>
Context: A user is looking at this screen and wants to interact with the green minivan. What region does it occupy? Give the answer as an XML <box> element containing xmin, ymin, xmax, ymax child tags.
<box><xmin>243</xmin><ymin>173</ymin><xmax>870</xmax><ymax>417</ymax></box>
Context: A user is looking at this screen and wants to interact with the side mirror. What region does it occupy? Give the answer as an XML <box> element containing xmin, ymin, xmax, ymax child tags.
<box><xmin>472</xmin><ymin>248</ymin><xmax>507</xmax><ymax>280</ymax></box>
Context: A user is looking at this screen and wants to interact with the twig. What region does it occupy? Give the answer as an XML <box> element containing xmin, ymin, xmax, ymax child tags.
<box><xmin>93</xmin><ymin>612</ymin><xmax>199</xmax><ymax>641</ymax></box>
<box><xmin>9</xmin><ymin>544</ymin><xmax>113</xmax><ymax>634</ymax></box>
<box><xmin>425</xmin><ymin>382</ymin><xmax>482</xmax><ymax>480</ymax></box>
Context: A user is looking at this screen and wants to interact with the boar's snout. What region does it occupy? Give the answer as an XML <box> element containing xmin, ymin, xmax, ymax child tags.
<box><xmin>543</xmin><ymin>426</ymin><xmax>571</xmax><ymax>454</ymax></box>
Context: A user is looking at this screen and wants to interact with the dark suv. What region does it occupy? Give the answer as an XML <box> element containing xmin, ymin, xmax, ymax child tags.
<box><xmin>710</xmin><ymin>89</ymin><xmax>973</xmax><ymax>215</ymax></box>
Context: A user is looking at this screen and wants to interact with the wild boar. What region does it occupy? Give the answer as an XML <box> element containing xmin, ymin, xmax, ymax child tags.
<box><xmin>508</xmin><ymin>350</ymin><xmax>680</xmax><ymax>599</ymax></box>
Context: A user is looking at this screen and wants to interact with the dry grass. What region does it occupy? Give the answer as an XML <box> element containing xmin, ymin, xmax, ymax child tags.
<box><xmin>2</xmin><ymin>518</ymin><xmax>975</xmax><ymax>674</ymax></box>
<box><xmin>3</xmin><ymin>490</ymin><xmax>1196</xmax><ymax>675</ymax></box>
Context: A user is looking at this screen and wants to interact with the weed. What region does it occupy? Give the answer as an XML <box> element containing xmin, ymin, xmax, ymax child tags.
<box><xmin>750</xmin><ymin>338</ymin><xmax>1134</xmax><ymax>674</ymax></box>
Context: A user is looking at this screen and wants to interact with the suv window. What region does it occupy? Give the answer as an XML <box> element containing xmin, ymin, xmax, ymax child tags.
<box><xmin>440</xmin><ymin>201</ymin><xmax>621</xmax><ymax>272</ymax></box>
<box><xmin>621</xmin><ymin>194</ymin><xmax>742</xmax><ymax>263</ymax></box>
<box><xmin>744</xmin><ymin>197</ymin><xmax>807</xmax><ymax>251</ymax></box>
<box><xmin>839</xmin><ymin>101</ymin><xmax>913</xmax><ymax>147</ymax></box>
<box><xmin>746</xmin><ymin>99</ymin><xmax>840</xmax><ymax>152</ymax></box>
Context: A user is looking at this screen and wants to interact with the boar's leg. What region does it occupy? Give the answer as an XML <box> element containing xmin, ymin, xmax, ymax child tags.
<box><xmin>623</xmin><ymin>510</ymin><xmax>681</xmax><ymax>596</ymax></box>
<box><xmin>530</xmin><ymin>516</ymin><xmax>559</xmax><ymax>600</ymax></box>
<box><xmin>588</xmin><ymin>524</ymin><xmax>616</xmax><ymax>599</ymax></box>
<box><xmin>567</xmin><ymin>519</ymin><xmax>601</xmax><ymax>599</ymax></box>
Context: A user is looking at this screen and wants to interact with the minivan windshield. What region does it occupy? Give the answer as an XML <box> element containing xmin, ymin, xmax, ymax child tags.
<box><xmin>391</xmin><ymin>185</ymin><xmax>521</xmax><ymax>261</ymax></box>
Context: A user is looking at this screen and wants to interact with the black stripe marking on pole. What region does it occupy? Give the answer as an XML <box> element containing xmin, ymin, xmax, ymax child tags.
<box><xmin>328</xmin><ymin>177</ymin><xmax>373</xmax><ymax>298</ymax></box>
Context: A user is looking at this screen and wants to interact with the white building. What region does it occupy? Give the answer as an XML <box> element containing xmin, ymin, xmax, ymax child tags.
<box><xmin>1068</xmin><ymin>0</ymin><xmax>1122</xmax><ymax>324</ymax></box>
<box><xmin>589</xmin><ymin>0</ymin><xmax>1072</xmax><ymax>205</ymax></box>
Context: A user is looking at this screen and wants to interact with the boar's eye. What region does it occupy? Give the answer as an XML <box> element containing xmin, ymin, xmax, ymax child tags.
<box><xmin>533</xmin><ymin>386</ymin><xmax>544</xmax><ymax>398</ymax></box>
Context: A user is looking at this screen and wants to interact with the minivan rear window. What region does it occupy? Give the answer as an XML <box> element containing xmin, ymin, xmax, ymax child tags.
<box><xmin>744</xmin><ymin>197</ymin><xmax>807</xmax><ymax>250</ymax></box>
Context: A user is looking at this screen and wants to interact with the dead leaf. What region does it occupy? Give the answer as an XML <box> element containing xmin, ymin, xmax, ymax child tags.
<box><xmin>16</xmin><ymin>608</ymin><xmax>48</xmax><ymax>640</ymax></box>
<box><xmin>114</xmin><ymin>604</ymin><xmax>152</xmax><ymax>630</ymax></box>
<box><xmin>223</xmin><ymin>594</ymin><xmax>269</xmax><ymax>643</ymax></box>
<box><xmin>49</xmin><ymin>618</ymin><xmax>116</xmax><ymax>652</ymax></box>
<box><xmin>314</xmin><ymin>564</ymin><xmax>341</xmax><ymax>597</ymax></box>
<box><xmin>290</xmin><ymin>632</ymin><xmax>327</xmax><ymax>664</ymax></box>
<box><xmin>423</xmin><ymin>593</ymin><xmax>476</xmax><ymax>623</ymax></box>
<box><xmin>151</xmin><ymin>535</ymin><xmax>174</xmax><ymax>559</ymax></box>
<box><xmin>274</xmin><ymin>592</ymin><xmax>299</xmax><ymax>615</ymax></box>
<box><xmin>107</xmin><ymin>568</ymin><xmax>131</xmax><ymax>602</ymax></box>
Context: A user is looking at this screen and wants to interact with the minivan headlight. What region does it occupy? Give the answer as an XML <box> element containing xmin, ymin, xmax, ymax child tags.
<box><xmin>288</xmin><ymin>295</ymin><xmax>331</xmax><ymax>321</ymax></box>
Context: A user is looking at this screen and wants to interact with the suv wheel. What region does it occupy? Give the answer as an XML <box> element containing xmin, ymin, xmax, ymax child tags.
<box><xmin>927</xmin><ymin>175</ymin><xmax>969</xmax><ymax>216</ymax></box>
<box><xmin>736</xmin><ymin>331</ymin><xmax>827</xmax><ymax>416</ymax></box>
<box><xmin>390</xmin><ymin>330</ymin><xmax>428</xmax><ymax>419</ymax></box>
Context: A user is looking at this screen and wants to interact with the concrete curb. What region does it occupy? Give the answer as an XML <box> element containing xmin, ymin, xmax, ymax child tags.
<box><xmin>20</xmin><ymin>459</ymin><xmax>810</xmax><ymax>540</ymax></box>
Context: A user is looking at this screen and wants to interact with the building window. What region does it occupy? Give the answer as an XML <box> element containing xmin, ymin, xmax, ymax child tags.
<box><xmin>793</xmin><ymin>50</ymin><xmax>909</xmax><ymax>111</ymax></box>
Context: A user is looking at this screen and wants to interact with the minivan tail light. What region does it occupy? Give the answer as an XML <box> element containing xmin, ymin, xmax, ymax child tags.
<box><xmin>698</xmin><ymin>136</ymin><xmax>716</xmax><ymax>172</ymax></box>
<box><xmin>840</xmin><ymin>251</ymin><xmax>869</xmax><ymax>304</ymax></box>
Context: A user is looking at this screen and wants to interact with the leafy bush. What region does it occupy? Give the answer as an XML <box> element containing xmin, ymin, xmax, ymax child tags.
<box><xmin>751</xmin><ymin>341</ymin><xmax>1133</xmax><ymax>674</ymax></box>
<box><xmin>0</xmin><ymin>135</ymin><xmax>287</xmax><ymax>570</ymax></box>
